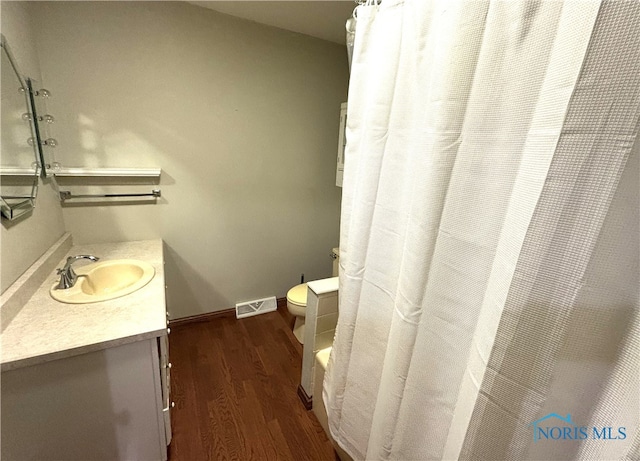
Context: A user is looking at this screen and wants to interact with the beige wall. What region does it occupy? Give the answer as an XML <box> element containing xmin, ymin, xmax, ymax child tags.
<box><xmin>30</xmin><ymin>1</ymin><xmax>347</xmax><ymax>318</ymax></box>
<box><xmin>0</xmin><ymin>2</ymin><xmax>66</xmax><ymax>293</ymax></box>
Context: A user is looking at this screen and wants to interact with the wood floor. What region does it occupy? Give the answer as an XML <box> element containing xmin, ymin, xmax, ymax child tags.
<box><xmin>168</xmin><ymin>309</ymin><xmax>336</xmax><ymax>461</ymax></box>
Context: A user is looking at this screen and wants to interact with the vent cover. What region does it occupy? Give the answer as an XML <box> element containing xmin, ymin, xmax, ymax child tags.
<box><xmin>235</xmin><ymin>296</ymin><xmax>277</xmax><ymax>319</ymax></box>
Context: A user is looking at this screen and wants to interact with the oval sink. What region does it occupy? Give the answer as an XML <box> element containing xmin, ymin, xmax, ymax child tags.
<box><xmin>50</xmin><ymin>259</ymin><xmax>155</xmax><ymax>304</ymax></box>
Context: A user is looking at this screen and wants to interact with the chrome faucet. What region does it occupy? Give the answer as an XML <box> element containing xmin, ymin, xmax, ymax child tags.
<box><xmin>56</xmin><ymin>255</ymin><xmax>100</xmax><ymax>290</ymax></box>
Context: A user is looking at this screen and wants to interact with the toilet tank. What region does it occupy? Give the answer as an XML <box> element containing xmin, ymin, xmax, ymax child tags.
<box><xmin>331</xmin><ymin>248</ymin><xmax>340</xmax><ymax>277</ymax></box>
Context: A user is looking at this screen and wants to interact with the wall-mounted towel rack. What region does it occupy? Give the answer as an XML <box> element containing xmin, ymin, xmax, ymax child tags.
<box><xmin>53</xmin><ymin>167</ymin><xmax>161</xmax><ymax>178</ymax></box>
<box><xmin>0</xmin><ymin>167</ymin><xmax>41</xmax><ymax>177</ymax></box>
<box><xmin>59</xmin><ymin>189</ymin><xmax>161</xmax><ymax>202</ymax></box>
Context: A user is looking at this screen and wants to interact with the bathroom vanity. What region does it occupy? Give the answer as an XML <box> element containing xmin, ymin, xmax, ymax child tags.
<box><xmin>0</xmin><ymin>234</ymin><xmax>171</xmax><ymax>460</ymax></box>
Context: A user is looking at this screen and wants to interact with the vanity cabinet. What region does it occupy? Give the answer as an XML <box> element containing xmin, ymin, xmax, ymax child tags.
<box><xmin>1</xmin><ymin>334</ymin><xmax>171</xmax><ymax>460</ymax></box>
<box><xmin>0</xmin><ymin>237</ymin><xmax>169</xmax><ymax>460</ymax></box>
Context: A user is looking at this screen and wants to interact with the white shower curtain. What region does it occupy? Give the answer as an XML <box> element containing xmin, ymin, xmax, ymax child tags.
<box><xmin>324</xmin><ymin>1</ymin><xmax>640</xmax><ymax>460</ymax></box>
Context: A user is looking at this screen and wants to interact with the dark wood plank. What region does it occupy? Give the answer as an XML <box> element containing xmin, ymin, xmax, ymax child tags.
<box><xmin>266</xmin><ymin>419</ymin><xmax>296</xmax><ymax>461</ymax></box>
<box><xmin>167</xmin><ymin>328</ymin><xmax>207</xmax><ymax>460</ymax></box>
<box><xmin>168</xmin><ymin>310</ymin><xmax>335</xmax><ymax>461</ymax></box>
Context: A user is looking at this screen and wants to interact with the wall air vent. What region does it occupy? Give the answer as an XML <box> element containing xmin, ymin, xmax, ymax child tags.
<box><xmin>235</xmin><ymin>296</ymin><xmax>277</xmax><ymax>319</ymax></box>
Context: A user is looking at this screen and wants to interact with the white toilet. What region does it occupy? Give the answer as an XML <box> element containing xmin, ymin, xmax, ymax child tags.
<box><xmin>286</xmin><ymin>248</ymin><xmax>339</xmax><ymax>344</ymax></box>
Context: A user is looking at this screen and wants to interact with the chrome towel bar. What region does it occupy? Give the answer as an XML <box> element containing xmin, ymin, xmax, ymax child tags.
<box><xmin>59</xmin><ymin>189</ymin><xmax>161</xmax><ymax>201</ymax></box>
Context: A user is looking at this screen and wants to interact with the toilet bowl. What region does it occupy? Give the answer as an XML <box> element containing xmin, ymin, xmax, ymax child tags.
<box><xmin>286</xmin><ymin>283</ymin><xmax>308</xmax><ymax>343</ymax></box>
<box><xmin>287</xmin><ymin>248</ymin><xmax>339</xmax><ymax>344</ymax></box>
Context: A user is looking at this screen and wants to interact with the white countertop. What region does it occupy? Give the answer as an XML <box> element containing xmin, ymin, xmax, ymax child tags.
<box><xmin>1</xmin><ymin>238</ymin><xmax>167</xmax><ymax>371</ymax></box>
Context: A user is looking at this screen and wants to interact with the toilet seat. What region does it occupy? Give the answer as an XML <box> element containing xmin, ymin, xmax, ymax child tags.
<box><xmin>287</xmin><ymin>283</ymin><xmax>308</xmax><ymax>307</ymax></box>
